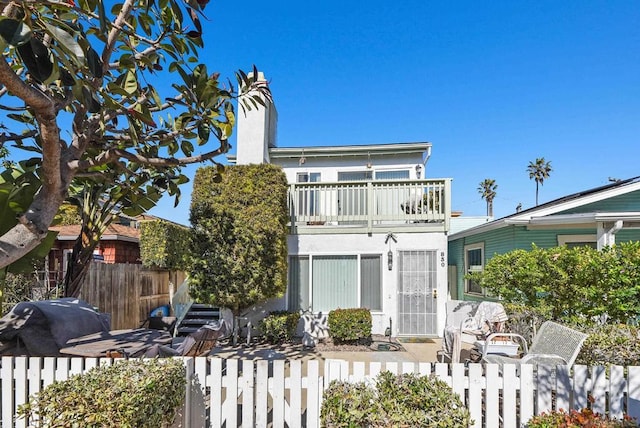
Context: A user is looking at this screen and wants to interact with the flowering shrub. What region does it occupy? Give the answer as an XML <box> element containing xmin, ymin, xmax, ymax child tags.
<box><xmin>527</xmin><ymin>408</ymin><xmax>638</xmax><ymax>428</ymax></box>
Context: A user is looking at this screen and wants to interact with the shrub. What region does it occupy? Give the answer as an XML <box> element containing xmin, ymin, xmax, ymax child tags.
<box><xmin>188</xmin><ymin>164</ymin><xmax>289</xmax><ymax>315</ymax></box>
<box><xmin>328</xmin><ymin>308</ymin><xmax>372</xmax><ymax>344</ymax></box>
<box><xmin>259</xmin><ymin>311</ymin><xmax>301</xmax><ymax>344</ymax></box>
<box><xmin>527</xmin><ymin>408</ymin><xmax>638</xmax><ymax>427</ymax></box>
<box><xmin>140</xmin><ymin>220</ymin><xmax>191</xmax><ymax>270</ymax></box>
<box><xmin>477</xmin><ymin>243</ymin><xmax>640</xmax><ymax>326</ymax></box>
<box><xmin>18</xmin><ymin>359</ymin><xmax>185</xmax><ymax>428</ymax></box>
<box><xmin>576</xmin><ymin>324</ymin><xmax>640</xmax><ymax>366</ymax></box>
<box><xmin>321</xmin><ymin>371</ymin><xmax>472</xmax><ymax>427</ymax></box>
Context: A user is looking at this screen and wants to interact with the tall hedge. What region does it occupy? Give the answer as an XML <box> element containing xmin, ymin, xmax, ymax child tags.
<box><xmin>188</xmin><ymin>164</ymin><xmax>289</xmax><ymax>314</ymax></box>
<box><xmin>140</xmin><ymin>220</ymin><xmax>191</xmax><ymax>270</ymax></box>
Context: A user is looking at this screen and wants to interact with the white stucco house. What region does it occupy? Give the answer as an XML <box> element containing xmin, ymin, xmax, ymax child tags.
<box><xmin>229</xmin><ymin>74</ymin><xmax>452</xmax><ymax>337</ymax></box>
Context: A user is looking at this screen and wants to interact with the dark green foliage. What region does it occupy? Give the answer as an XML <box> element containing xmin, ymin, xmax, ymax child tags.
<box><xmin>527</xmin><ymin>408</ymin><xmax>638</xmax><ymax>427</ymax></box>
<box><xmin>140</xmin><ymin>220</ymin><xmax>191</xmax><ymax>270</ymax></box>
<box><xmin>321</xmin><ymin>371</ymin><xmax>472</xmax><ymax>427</ymax></box>
<box><xmin>259</xmin><ymin>311</ymin><xmax>301</xmax><ymax>344</ymax></box>
<box><xmin>18</xmin><ymin>359</ymin><xmax>185</xmax><ymax>428</ymax></box>
<box><xmin>188</xmin><ymin>164</ymin><xmax>289</xmax><ymax>314</ymax></box>
<box><xmin>476</xmin><ymin>243</ymin><xmax>640</xmax><ymax>325</ymax></box>
<box><xmin>328</xmin><ymin>308</ymin><xmax>372</xmax><ymax>344</ymax></box>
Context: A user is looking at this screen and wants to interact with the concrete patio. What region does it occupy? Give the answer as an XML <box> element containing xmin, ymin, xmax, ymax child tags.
<box><xmin>207</xmin><ymin>338</ymin><xmax>473</xmax><ymax>364</ymax></box>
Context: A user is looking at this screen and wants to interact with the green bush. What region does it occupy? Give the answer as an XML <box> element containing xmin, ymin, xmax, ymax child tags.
<box><xmin>18</xmin><ymin>359</ymin><xmax>185</xmax><ymax>428</ymax></box>
<box><xmin>259</xmin><ymin>311</ymin><xmax>301</xmax><ymax>344</ymax></box>
<box><xmin>328</xmin><ymin>308</ymin><xmax>372</xmax><ymax>344</ymax></box>
<box><xmin>527</xmin><ymin>408</ymin><xmax>638</xmax><ymax>427</ymax></box>
<box><xmin>321</xmin><ymin>371</ymin><xmax>472</xmax><ymax>427</ymax></box>
<box><xmin>140</xmin><ymin>220</ymin><xmax>191</xmax><ymax>270</ymax></box>
<box><xmin>188</xmin><ymin>164</ymin><xmax>289</xmax><ymax>315</ymax></box>
<box><xmin>476</xmin><ymin>243</ymin><xmax>640</xmax><ymax>326</ymax></box>
<box><xmin>576</xmin><ymin>324</ymin><xmax>640</xmax><ymax>366</ymax></box>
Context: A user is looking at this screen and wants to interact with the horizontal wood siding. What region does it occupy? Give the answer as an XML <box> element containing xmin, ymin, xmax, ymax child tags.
<box><xmin>559</xmin><ymin>190</ymin><xmax>640</xmax><ymax>214</ymax></box>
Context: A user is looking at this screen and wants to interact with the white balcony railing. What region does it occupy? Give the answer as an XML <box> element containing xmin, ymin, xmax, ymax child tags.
<box><xmin>289</xmin><ymin>179</ymin><xmax>451</xmax><ymax>233</ymax></box>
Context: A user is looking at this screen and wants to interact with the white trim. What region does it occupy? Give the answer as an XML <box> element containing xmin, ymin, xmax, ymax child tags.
<box><xmin>557</xmin><ymin>234</ymin><xmax>597</xmax><ymax>246</ymax></box>
<box><xmin>463</xmin><ymin>243</ymin><xmax>484</xmax><ymax>296</ymax></box>
<box><xmin>449</xmin><ymin>181</ymin><xmax>640</xmax><ymax>240</ymax></box>
<box><xmin>269</xmin><ymin>142</ymin><xmax>432</xmax><ymax>159</ymax></box>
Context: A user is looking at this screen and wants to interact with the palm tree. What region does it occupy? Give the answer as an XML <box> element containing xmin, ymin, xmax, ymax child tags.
<box><xmin>527</xmin><ymin>157</ymin><xmax>552</xmax><ymax>205</ymax></box>
<box><xmin>477</xmin><ymin>179</ymin><xmax>498</xmax><ymax>217</ymax></box>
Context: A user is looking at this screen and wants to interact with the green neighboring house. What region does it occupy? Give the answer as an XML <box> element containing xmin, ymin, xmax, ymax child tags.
<box><xmin>448</xmin><ymin>177</ymin><xmax>640</xmax><ymax>300</ymax></box>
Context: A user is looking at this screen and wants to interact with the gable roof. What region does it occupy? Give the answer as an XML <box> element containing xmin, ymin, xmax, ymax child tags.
<box><xmin>50</xmin><ymin>224</ymin><xmax>140</xmax><ymax>243</ymax></box>
<box><xmin>449</xmin><ymin>176</ymin><xmax>640</xmax><ymax>240</ymax></box>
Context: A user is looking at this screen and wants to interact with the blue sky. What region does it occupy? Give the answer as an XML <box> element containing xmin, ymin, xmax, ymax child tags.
<box><xmin>148</xmin><ymin>1</ymin><xmax>640</xmax><ymax>224</ymax></box>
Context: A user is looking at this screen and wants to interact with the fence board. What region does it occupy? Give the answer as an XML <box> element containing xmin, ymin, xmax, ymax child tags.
<box><xmin>241</xmin><ymin>360</ymin><xmax>255</xmax><ymax>428</ymax></box>
<box><xmin>6</xmin><ymin>357</ymin><xmax>640</xmax><ymax>428</ymax></box>
<box><xmin>502</xmin><ymin>364</ymin><xmax>517</xmax><ymax>428</ymax></box>
<box><xmin>520</xmin><ymin>364</ymin><xmax>535</xmax><ymax>424</ymax></box>
<box><xmin>255</xmin><ymin>360</ymin><xmax>269</xmax><ymax>428</ymax></box>
<box><xmin>610</xmin><ymin>365</ymin><xmax>625</xmax><ymax>419</ymax></box>
<box><xmin>79</xmin><ymin>263</ymin><xmax>184</xmax><ymax>329</ymax></box>
<box><xmin>592</xmin><ymin>365</ymin><xmax>608</xmax><ymax>414</ymax></box>
<box><xmin>484</xmin><ymin>363</ymin><xmax>500</xmax><ymax>428</ymax></box>
<box><xmin>468</xmin><ymin>364</ymin><xmax>483</xmax><ymax>428</ymax></box>
<box><xmin>289</xmin><ymin>360</ymin><xmax>302</xmax><ymax>428</ymax></box>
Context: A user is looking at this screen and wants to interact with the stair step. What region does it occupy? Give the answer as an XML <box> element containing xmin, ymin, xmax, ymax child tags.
<box><xmin>184</xmin><ymin>311</ymin><xmax>220</xmax><ymax>317</ymax></box>
<box><xmin>190</xmin><ymin>304</ymin><xmax>219</xmax><ymax>310</ymax></box>
<box><xmin>177</xmin><ymin>326</ymin><xmax>199</xmax><ymax>335</ymax></box>
<box><xmin>180</xmin><ymin>318</ymin><xmax>218</xmax><ymax>325</ymax></box>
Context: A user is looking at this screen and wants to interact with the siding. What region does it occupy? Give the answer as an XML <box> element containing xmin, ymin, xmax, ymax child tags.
<box><xmin>559</xmin><ymin>190</ymin><xmax>640</xmax><ymax>214</ymax></box>
<box><xmin>448</xmin><ymin>225</ymin><xmax>640</xmax><ymax>299</ymax></box>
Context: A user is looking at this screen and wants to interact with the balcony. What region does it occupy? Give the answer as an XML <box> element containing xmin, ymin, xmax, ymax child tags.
<box><xmin>289</xmin><ymin>179</ymin><xmax>451</xmax><ymax>234</ymax></box>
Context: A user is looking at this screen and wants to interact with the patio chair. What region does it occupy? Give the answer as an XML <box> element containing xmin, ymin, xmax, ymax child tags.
<box><xmin>481</xmin><ymin>320</ymin><xmax>588</xmax><ymax>371</ymax></box>
<box><xmin>144</xmin><ymin>320</ymin><xmax>230</xmax><ymax>357</ymax></box>
<box><xmin>440</xmin><ymin>300</ymin><xmax>508</xmax><ymax>363</ymax></box>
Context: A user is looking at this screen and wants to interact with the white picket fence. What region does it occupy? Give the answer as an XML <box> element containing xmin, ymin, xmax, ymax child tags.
<box><xmin>2</xmin><ymin>356</ymin><xmax>640</xmax><ymax>428</ymax></box>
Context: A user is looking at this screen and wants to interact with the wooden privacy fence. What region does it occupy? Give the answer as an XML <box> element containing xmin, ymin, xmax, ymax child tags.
<box><xmin>3</xmin><ymin>357</ymin><xmax>640</xmax><ymax>428</ymax></box>
<box><xmin>78</xmin><ymin>263</ymin><xmax>186</xmax><ymax>329</ymax></box>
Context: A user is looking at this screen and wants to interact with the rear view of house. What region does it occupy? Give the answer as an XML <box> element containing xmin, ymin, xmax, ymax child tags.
<box><xmin>230</xmin><ymin>74</ymin><xmax>452</xmax><ymax>337</ymax></box>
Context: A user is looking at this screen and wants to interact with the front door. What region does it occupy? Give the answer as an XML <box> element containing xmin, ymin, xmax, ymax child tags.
<box><xmin>397</xmin><ymin>250</ymin><xmax>437</xmax><ymax>336</ymax></box>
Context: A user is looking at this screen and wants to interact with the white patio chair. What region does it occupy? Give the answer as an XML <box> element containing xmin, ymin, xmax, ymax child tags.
<box><xmin>481</xmin><ymin>320</ymin><xmax>588</xmax><ymax>371</ymax></box>
<box><xmin>441</xmin><ymin>300</ymin><xmax>508</xmax><ymax>363</ymax></box>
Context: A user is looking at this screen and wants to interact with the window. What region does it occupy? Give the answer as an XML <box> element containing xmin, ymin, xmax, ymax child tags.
<box><xmin>375</xmin><ymin>170</ymin><xmax>410</xmax><ymax>180</ymax></box>
<box><xmin>288</xmin><ymin>256</ymin><xmax>309</xmax><ymax>311</ymax></box>
<box><xmin>464</xmin><ymin>243</ymin><xmax>484</xmax><ymax>295</ymax></box>
<box><xmin>337</xmin><ymin>171</ymin><xmax>372</xmax><ymax>181</ymax></box>
<box><xmin>361</xmin><ymin>255</ymin><xmax>382</xmax><ymax>311</ymax></box>
<box><xmin>557</xmin><ymin>234</ymin><xmax>597</xmax><ymax>249</ymax></box>
<box><xmin>296</xmin><ymin>172</ymin><xmax>321</xmax><ymax>216</ymax></box>
<box><xmin>287</xmin><ymin>254</ymin><xmax>382</xmax><ymax>312</ymax></box>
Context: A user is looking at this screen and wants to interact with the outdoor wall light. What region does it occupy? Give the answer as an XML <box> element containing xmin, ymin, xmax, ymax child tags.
<box><xmin>387</xmin><ymin>250</ymin><xmax>393</xmax><ymax>270</ymax></box>
<box><xmin>415</xmin><ymin>164</ymin><xmax>423</xmax><ymax>179</ymax></box>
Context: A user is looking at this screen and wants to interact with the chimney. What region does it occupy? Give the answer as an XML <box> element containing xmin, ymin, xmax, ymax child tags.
<box><xmin>236</xmin><ymin>71</ymin><xmax>277</xmax><ymax>165</ymax></box>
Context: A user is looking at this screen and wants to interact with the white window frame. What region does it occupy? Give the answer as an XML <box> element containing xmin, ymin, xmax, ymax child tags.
<box><xmin>464</xmin><ymin>243</ymin><xmax>485</xmax><ymax>295</ymax></box>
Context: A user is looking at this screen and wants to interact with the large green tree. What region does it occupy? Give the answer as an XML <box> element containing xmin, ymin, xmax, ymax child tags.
<box><xmin>527</xmin><ymin>157</ymin><xmax>552</xmax><ymax>206</ymax></box>
<box><xmin>189</xmin><ymin>164</ymin><xmax>289</xmax><ymax>317</ymax></box>
<box><xmin>477</xmin><ymin>178</ymin><xmax>497</xmax><ymax>217</ymax></box>
<box><xmin>0</xmin><ymin>0</ymin><xmax>269</xmax><ymax>271</ymax></box>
